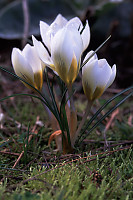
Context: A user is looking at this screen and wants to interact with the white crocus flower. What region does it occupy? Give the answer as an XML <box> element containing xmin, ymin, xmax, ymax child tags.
<box><xmin>82</xmin><ymin>51</ymin><xmax>116</xmax><ymax>101</ymax></box>
<box><xmin>33</xmin><ymin>14</ymin><xmax>90</xmax><ymax>86</ymax></box>
<box><xmin>11</xmin><ymin>44</ymin><xmax>43</xmax><ymax>91</ymax></box>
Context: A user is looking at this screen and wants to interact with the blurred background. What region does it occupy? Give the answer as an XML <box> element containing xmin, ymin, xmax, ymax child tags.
<box><xmin>0</xmin><ymin>0</ymin><xmax>133</xmax><ymax>88</ymax></box>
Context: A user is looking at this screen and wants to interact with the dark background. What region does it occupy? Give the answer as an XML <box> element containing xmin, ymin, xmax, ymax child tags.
<box><xmin>0</xmin><ymin>0</ymin><xmax>133</xmax><ymax>88</ymax></box>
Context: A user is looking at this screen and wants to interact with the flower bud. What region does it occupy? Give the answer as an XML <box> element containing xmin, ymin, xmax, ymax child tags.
<box><xmin>82</xmin><ymin>51</ymin><xmax>116</xmax><ymax>101</ymax></box>
<box><xmin>11</xmin><ymin>44</ymin><xmax>43</xmax><ymax>91</ymax></box>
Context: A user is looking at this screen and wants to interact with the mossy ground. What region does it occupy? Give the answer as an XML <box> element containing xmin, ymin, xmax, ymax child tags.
<box><xmin>0</xmin><ymin>146</ymin><xmax>132</xmax><ymax>200</ymax></box>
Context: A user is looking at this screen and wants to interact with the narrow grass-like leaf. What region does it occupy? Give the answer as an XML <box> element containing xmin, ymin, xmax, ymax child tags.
<box><xmin>75</xmin><ymin>85</ymin><xmax>133</xmax><ymax>145</ymax></box>
<box><xmin>0</xmin><ymin>93</ymin><xmax>47</xmax><ymax>104</ymax></box>
<box><xmin>65</xmin><ymin>88</ymin><xmax>76</xmax><ymax>105</ymax></box>
<box><xmin>44</xmin><ymin>68</ymin><xmax>65</xmax><ymax>139</ymax></box>
<box><xmin>58</xmin><ymin>83</ymin><xmax>71</xmax><ymax>146</ymax></box>
<box><xmin>57</xmin><ymin>79</ymin><xmax>71</xmax><ymax>146</ymax></box>
<box><xmin>44</xmin><ymin>69</ymin><xmax>60</xmax><ymax>122</ymax></box>
<box><xmin>56</xmin><ymin>75</ymin><xmax>67</xmax><ymax>109</ymax></box>
<box><xmin>41</xmin><ymin>85</ymin><xmax>53</xmax><ymax>107</ymax></box>
<box><xmin>81</xmin><ymin>35</ymin><xmax>111</xmax><ymax>69</ymax></box>
<box><xmin>77</xmin><ymin>90</ymin><xmax>133</xmax><ymax>145</ymax></box>
<box><xmin>57</xmin><ymin>76</ymin><xmax>66</xmax><ymax>95</ymax></box>
<box><xmin>51</xmin><ymin>73</ymin><xmax>56</xmax><ymax>93</ymax></box>
<box><xmin>60</xmin><ymin>87</ymin><xmax>68</xmax><ymax>113</ymax></box>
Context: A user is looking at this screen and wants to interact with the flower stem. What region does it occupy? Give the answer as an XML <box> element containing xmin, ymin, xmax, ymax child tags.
<box><xmin>67</xmin><ymin>84</ymin><xmax>77</xmax><ymax>147</ymax></box>
<box><xmin>74</xmin><ymin>100</ymin><xmax>93</xmax><ymax>145</ymax></box>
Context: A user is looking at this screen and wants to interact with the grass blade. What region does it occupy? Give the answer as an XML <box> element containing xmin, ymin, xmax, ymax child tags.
<box><xmin>81</xmin><ymin>35</ymin><xmax>111</xmax><ymax>69</ymax></box>
<box><xmin>0</xmin><ymin>93</ymin><xmax>46</xmax><ymax>104</ymax></box>
<box><xmin>44</xmin><ymin>68</ymin><xmax>65</xmax><ymax>139</ymax></box>
<box><xmin>77</xmin><ymin>90</ymin><xmax>133</xmax><ymax>145</ymax></box>
<box><xmin>60</xmin><ymin>87</ymin><xmax>68</xmax><ymax>113</ymax></box>
<box><xmin>77</xmin><ymin>86</ymin><xmax>133</xmax><ymax>142</ymax></box>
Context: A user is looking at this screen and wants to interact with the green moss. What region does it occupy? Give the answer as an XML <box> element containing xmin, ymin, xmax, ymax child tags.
<box><xmin>1</xmin><ymin>147</ymin><xmax>132</xmax><ymax>200</ymax></box>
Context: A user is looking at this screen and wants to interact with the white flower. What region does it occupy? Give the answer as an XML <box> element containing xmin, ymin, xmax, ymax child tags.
<box><xmin>11</xmin><ymin>44</ymin><xmax>43</xmax><ymax>91</ymax></box>
<box><xmin>82</xmin><ymin>51</ymin><xmax>116</xmax><ymax>101</ymax></box>
<box><xmin>33</xmin><ymin>14</ymin><xmax>90</xmax><ymax>86</ymax></box>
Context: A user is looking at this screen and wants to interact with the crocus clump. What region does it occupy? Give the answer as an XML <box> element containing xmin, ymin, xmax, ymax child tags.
<box><xmin>11</xmin><ymin>14</ymin><xmax>116</xmax><ymax>153</ymax></box>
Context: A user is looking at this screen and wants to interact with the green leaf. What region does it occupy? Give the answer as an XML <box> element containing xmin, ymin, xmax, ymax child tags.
<box><xmin>76</xmin><ymin>86</ymin><xmax>133</xmax><ymax>145</ymax></box>
<box><xmin>0</xmin><ymin>93</ymin><xmax>45</xmax><ymax>103</ymax></box>
<box><xmin>81</xmin><ymin>35</ymin><xmax>111</xmax><ymax>69</ymax></box>
<box><xmin>44</xmin><ymin>68</ymin><xmax>65</xmax><ymax>137</ymax></box>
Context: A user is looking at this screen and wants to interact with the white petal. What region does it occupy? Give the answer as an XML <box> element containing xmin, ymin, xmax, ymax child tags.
<box><xmin>22</xmin><ymin>44</ymin><xmax>42</xmax><ymax>74</ymax></box>
<box><xmin>46</xmin><ymin>16</ymin><xmax>67</xmax><ymax>51</ymax></box>
<box><xmin>68</xmin><ymin>27</ymin><xmax>83</xmax><ymax>63</ymax></box>
<box><xmin>82</xmin><ymin>59</ymin><xmax>98</xmax><ymax>93</ymax></box>
<box><xmin>52</xmin><ymin>14</ymin><xmax>67</xmax><ymax>27</ymax></box>
<box><xmin>47</xmin><ymin>14</ymin><xmax>67</xmax><ymax>37</ymax></box>
<box><xmin>32</xmin><ymin>36</ymin><xmax>53</xmax><ymax>67</ymax></box>
<box><xmin>81</xmin><ymin>21</ymin><xmax>90</xmax><ymax>51</ymax></box>
<box><xmin>67</xmin><ymin>17</ymin><xmax>83</xmax><ymax>30</ymax></box>
<box><xmin>40</xmin><ymin>20</ymin><xmax>50</xmax><ymax>51</ymax></box>
<box><xmin>96</xmin><ymin>59</ymin><xmax>112</xmax><ymax>87</ymax></box>
<box><xmin>67</xmin><ymin>18</ymin><xmax>90</xmax><ymax>51</ymax></box>
<box><xmin>51</xmin><ymin>27</ymin><xmax>83</xmax><ymax>71</ymax></box>
<box><xmin>104</xmin><ymin>64</ymin><xmax>116</xmax><ymax>90</ymax></box>
<box><xmin>11</xmin><ymin>48</ymin><xmax>34</xmax><ymax>82</ymax></box>
<box><xmin>51</xmin><ymin>28</ymin><xmax>72</xmax><ymax>72</ymax></box>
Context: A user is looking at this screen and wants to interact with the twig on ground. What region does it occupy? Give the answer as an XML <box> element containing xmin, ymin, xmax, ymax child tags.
<box><xmin>128</xmin><ymin>114</ymin><xmax>133</xmax><ymax>127</ymax></box>
<box><xmin>104</xmin><ymin>108</ymin><xmax>119</xmax><ymax>132</ymax></box>
<box><xmin>103</xmin><ymin>108</ymin><xmax>119</xmax><ymax>149</ymax></box>
<box><xmin>106</xmin><ymin>88</ymin><xmax>123</xmax><ymax>94</ymax></box>
<box><xmin>0</xmin><ymin>151</ymin><xmax>19</xmax><ymax>156</ymax></box>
